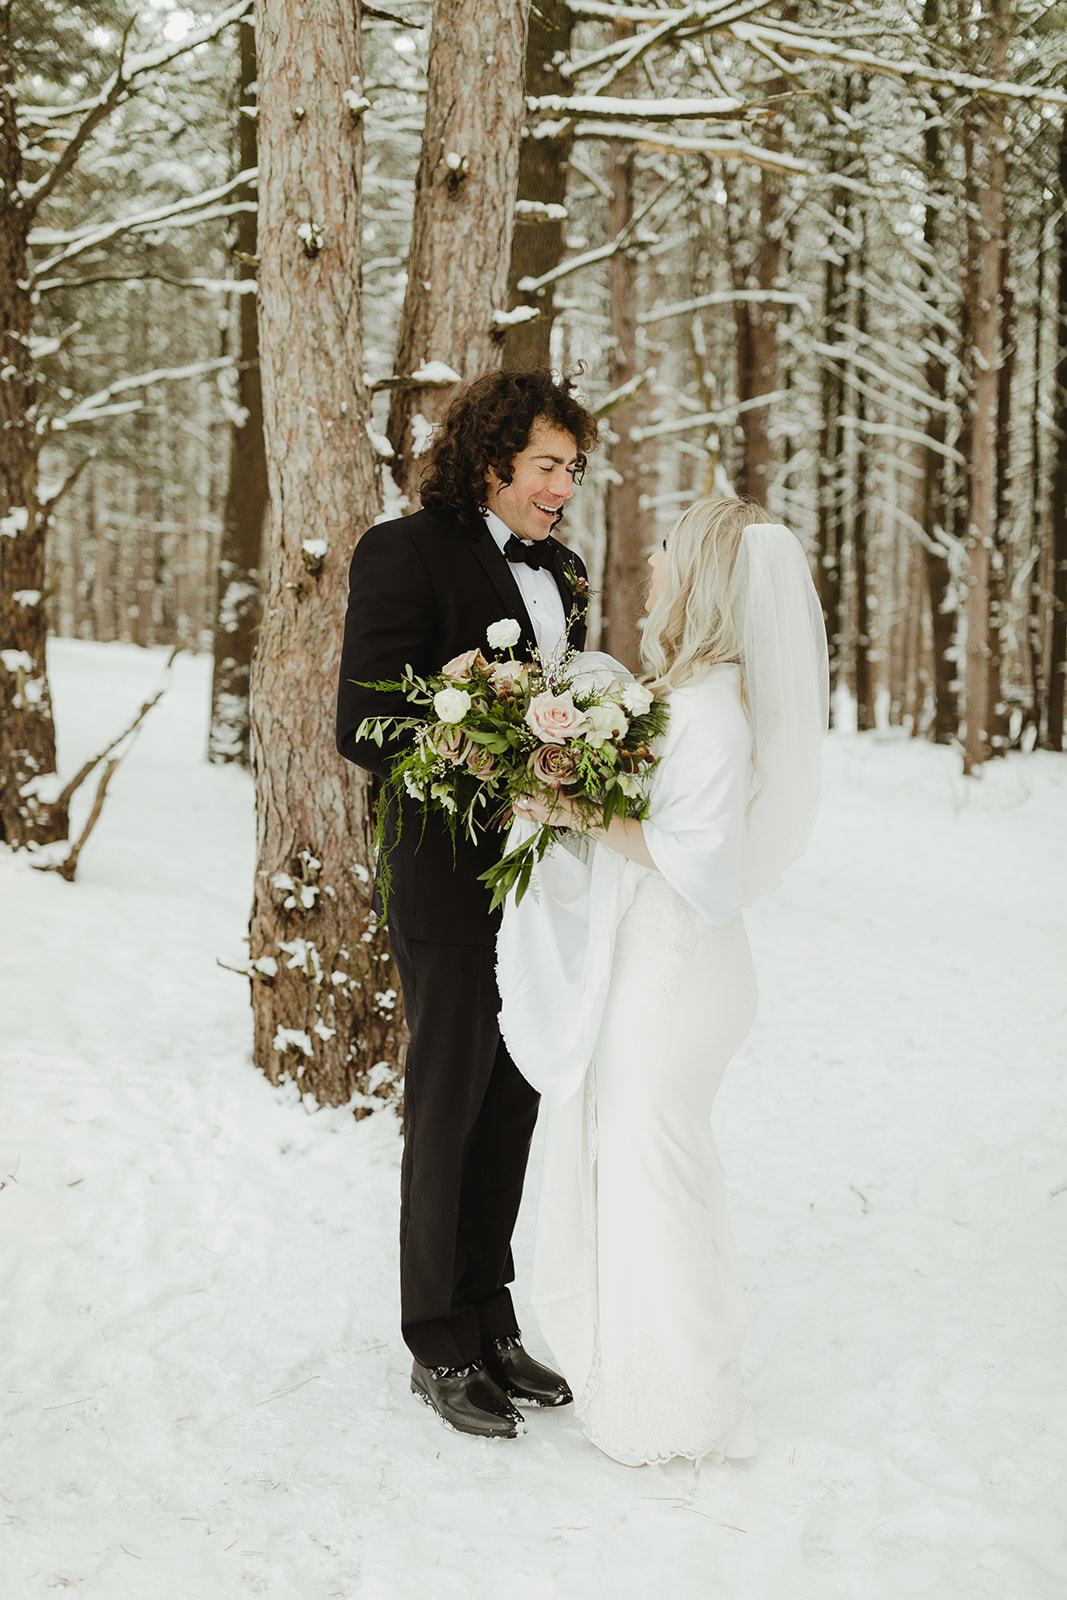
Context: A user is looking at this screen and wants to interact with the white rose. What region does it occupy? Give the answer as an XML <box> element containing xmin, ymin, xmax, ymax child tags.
<box><xmin>583</xmin><ymin>701</ymin><xmax>629</xmax><ymax>745</ymax></box>
<box><xmin>621</xmin><ymin>681</ymin><xmax>654</xmax><ymax>716</ymax></box>
<box><xmin>486</xmin><ymin>617</ymin><xmax>522</xmax><ymax>650</ymax></box>
<box><xmin>433</xmin><ymin>686</ymin><xmax>472</xmax><ymax>723</ymax></box>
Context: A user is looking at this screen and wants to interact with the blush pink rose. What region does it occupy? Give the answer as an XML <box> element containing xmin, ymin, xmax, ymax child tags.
<box><xmin>442</xmin><ymin>647</ymin><xmax>489</xmax><ymax>679</ymax></box>
<box><xmin>433</xmin><ymin>723</ymin><xmax>472</xmax><ymax>764</ymax></box>
<box><xmin>466</xmin><ymin>745</ymin><xmax>496</xmax><ymax>780</ymax></box>
<box><xmin>525</xmin><ymin>690</ymin><xmax>586</xmax><ymax>745</ymax></box>
<box><xmin>529</xmin><ymin>745</ymin><xmax>580</xmax><ymax>789</ymax></box>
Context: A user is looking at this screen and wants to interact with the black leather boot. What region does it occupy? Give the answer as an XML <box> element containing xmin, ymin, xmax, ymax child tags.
<box><xmin>483</xmin><ymin>1335</ymin><xmax>573</xmax><ymax>1407</ymax></box>
<box><xmin>410</xmin><ymin>1359</ymin><xmax>526</xmax><ymax>1437</ymax></box>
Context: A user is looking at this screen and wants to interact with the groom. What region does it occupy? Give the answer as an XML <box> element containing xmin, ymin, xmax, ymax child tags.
<box><xmin>336</xmin><ymin>369</ymin><xmax>599</xmax><ymax>1438</ymax></box>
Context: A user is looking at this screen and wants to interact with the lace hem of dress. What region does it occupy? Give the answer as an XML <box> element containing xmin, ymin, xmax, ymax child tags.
<box><xmin>577</xmin><ymin>1367</ymin><xmax>751</xmax><ymax>1468</ymax></box>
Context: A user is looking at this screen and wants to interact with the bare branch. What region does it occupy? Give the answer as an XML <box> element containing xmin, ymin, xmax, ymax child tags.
<box><xmin>569</xmin><ymin>121</ymin><xmax>810</xmax><ymax>173</ymax></box>
<box><xmin>726</xmin><ymin>20</ymin><xmax>1067</xmax><ymax>109</ymax></box>
<box><xmin>30</xmin><ymin>170</ymin><xmax>258</xmax><ymax>279</ymax></box>
<box><xmin>595</xmin><ymin>369</ymin><xmax>653</xmax><ymax>417</ymax></box>
<box><xmin>517</xmin><ymin>178</ymin><xmax>670</xmax><ymax>293</ymax></box>
<box><xmin>36</xmin><ymin>759</ymin><xmax>121</xmax><ymax>883</ymax></box>
<box><xmin>38</xmin><ymin>453</ymin><xmax>96</xmax><ymax>521</ymax></box>
<box><xmin>640</xmin><ymin>287</ymin><xmax>810</xmax><ymax>326</ymax></box>
<box><xmin>21</xmin><ymin>2</ymin><xmax>254</xmax><ymax>212</ymax></box>
<box><xmin>46</xmin><ymin>359</ymin><xmax>234</xmax><ymax>433</ymax></box>
<box><xmin>36</xmin><ymin>270</ymin><xmax>258</xmax><ymax>297</ymax></box>
<box><xmin>631</xmin><ymin>387</ymin><xmax>791</xmax><ymax>442</ymax></box>
<box><xmin>51</xmin><ymin>647</ymin><xmax>183</xmax><ymax>820</ymax></box>
<box><xmin>838</xmin><ymin>414</ymin><xmax>966</xmax><ymax>466</ymax></box>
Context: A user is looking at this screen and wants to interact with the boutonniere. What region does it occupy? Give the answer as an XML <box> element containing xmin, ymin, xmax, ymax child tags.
<box><xmin>562</xmin><ymin>563</ymin><xmax>591</xmax><ymax>626</ymax></box>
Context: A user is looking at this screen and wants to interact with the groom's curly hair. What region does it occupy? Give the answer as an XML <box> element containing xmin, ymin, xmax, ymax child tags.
<box><xmin>419</xmin><ymin>368</ymin><xmax>599</xmax><ymax>531</ymax></box>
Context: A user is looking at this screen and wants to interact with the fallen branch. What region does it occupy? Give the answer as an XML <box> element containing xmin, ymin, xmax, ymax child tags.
<box><xmin>41</xmin><ymin>759</ymin><xmax>122</xmax><ymax>884</ymax></box>
<box><xmin>33</xmin><ymin>651</ymin><xmax>181</xmax><ymax>882</ymax></box>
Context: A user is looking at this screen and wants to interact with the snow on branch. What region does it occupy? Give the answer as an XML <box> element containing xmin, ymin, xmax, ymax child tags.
<box><xmin>567</xmin><ymin>1</ymin><xmax>706</xmax><ymax>20</ymax></box>
<box><xmin>595</xmin><ymin>369</ymin><xmax>653</xmax><ymax>417</ymax></box>
<box><xmin>640</xmin><ymin>287</ymin><xmax>811</xmax><ymax>325</ymax></box>
<box><xmin>20</xmin><ymin>1</ymin><xmax>254</xmax><ymax>212</ymax></box>
<box><xmin>838</xmin><ymin>415</ymin><xmax>966</xmax><ymax>466</ymax></box>
<box><xmin>528</xmin><ymin>93</ymin><xmax>744</xmax><ymax>120</ymax></box>
<box><xmin>631</xmin><ymin>388</ymin><xmax>790</xmax><ymax>442</ymax></box>
<box><xmin>36</xmin><ymin>271</ymin><xmax>259</xmax><ymax>297</ymax></box>
<box><xmin>727</xmin><ymin>21</ymin><xmax>1067</xmax><ymax>109</ymax></box>
<box><xmin>29</xmin><ymin>171</ymin><xmax>258</xmax><ymax>278</ymax></box>
<box><xmin>811</xmin><ymin>336</ymin><xmax>954</xmax><ymax>417</ymax></box>
<box><xmin>518</xmin><ymin>179</ymin><xmax>668</xmax><ymax>293</ymax></box>
<box><xmin>570</xmin><ymin>123</ymin><xmax>811</xmax><ymax>174</ymax></box>
<box><xmin>562</xmin><ymin>0</ymin><xmax>768</xmax><ymax>83</ymax></box>
<box><xmin>46</xmin><ymin>359</ymin><xmax>235</xmax><ymax>432</ymax></box>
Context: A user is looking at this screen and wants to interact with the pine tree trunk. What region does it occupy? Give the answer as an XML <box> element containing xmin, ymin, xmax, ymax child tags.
<box><xmin>0</xmin><ymin>19</ymin><xmax>66</xmax><ymax>849</ymax></box>
<box><xmin>728</xmin><ymin>167</ymin><xmax>780</xmax><ymax>504</ymax></box>
<box><xmin>1048</xmin><ymin>112</ymin><xmax>1067</xmax><ymax>752</ymax></box>
<box><xmin>600</xmin><ymin>146</ymin><xmax>646</xmax><ymax>674</ymax></box>
<box><xmin>987</xmin><ymin>204</ymin><xmax>1014</xmax><ymax>757</ymax></box>
<box><xmin>1028</xmin><ymin>197</ymin><xmax>1047</xmax><ymax>741</ymax></box>
<box><xmin>501</xmin><ymin>0</ymin><xmax>573</xmax><ymax>370</ymax></box>
<box><xmin>816</xmin><ymin>258</ymin><xmax>844</xmax><ymax>716</ymax></box>
<box><xmin>961</xmin><ymin>0</ymin><xmax>1008</xmax><ymax>774</ymax></box>
<box><xmin>209</xmin><ymin>17</ymin><xmax>268</xmax><ymax>767</ymax></box>
<box><xmin>386</xmin><ymin>0</ymin><xmax>531</xmax><ymax>502</ymax></box>
<box><xmin>852</xmin><ymin>249</ymin><xmax>875</xmax><ymax>732</ymax></box>
<box><xmin>919</xmin><ymin>30</ymin><xmax>958</xmax><ymax>745</ymax></box>
<box><xmin>249</xmin><ymin>0</ymin><xmax>405</xmax><ymax>1106</ymax></box>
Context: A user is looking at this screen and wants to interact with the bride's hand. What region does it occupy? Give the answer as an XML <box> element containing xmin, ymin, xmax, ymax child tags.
<box><xmin>513</xmin><ymin>791</ymin><xmax>581</xmax><ymax>829</ymax></box>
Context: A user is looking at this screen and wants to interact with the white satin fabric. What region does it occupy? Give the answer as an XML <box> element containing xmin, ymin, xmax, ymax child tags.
<box><xmin>498</xmin><ymin>665</ymin><xmax>761</xmax><ymax>1464</ymax></box>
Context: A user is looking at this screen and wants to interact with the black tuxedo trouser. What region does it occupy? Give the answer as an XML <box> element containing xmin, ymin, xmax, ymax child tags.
<box><xmin>389</xmin><ymin>927</ymin><xmax>541</xmax><ymax>1369</ymax></box>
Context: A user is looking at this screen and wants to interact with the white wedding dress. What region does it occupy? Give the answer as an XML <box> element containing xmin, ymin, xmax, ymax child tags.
<box><xmin>499</xmin><ymin>664</ymin><xmax>761</xmax><ymax>1465</ymax></box>
<box><xmin>498</xmin><ymin>524</ymin><xmax>828</xmax><ymax>1467</ymax></box>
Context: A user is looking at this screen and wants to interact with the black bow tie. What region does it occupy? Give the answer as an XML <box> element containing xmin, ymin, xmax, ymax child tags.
<box><xmin>503</xmin><ymin>534</ymin><xmax>553</xmax><ymax>570</ymax></box>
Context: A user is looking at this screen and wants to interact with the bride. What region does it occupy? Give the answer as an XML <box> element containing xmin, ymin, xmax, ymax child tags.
<box><xmin>497</xmin><ymin>497</ymin><xmax>829</xmax><ymax>1467</ymax></box>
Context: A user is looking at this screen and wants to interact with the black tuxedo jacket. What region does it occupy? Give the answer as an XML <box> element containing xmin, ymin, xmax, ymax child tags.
<box><xmin>336</xmin><ymin>507</ymin><xmax>588</xmax><ymax>945</ymax></box>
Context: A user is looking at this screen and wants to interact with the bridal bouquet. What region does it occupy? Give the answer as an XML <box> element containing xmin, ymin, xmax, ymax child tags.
<box><xmin>355</xmin><ymin>617</ymin><xmax>668</xmax><ymax>909</ymax></box>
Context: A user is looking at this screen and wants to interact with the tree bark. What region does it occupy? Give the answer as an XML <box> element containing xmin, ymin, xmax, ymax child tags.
<box><xmin>919</xmin><ymin>34</ymin><xmax>958</xmax><ymax>744</ymax></box>
<box><xmin>501</xmin><ymin>0</ymin><xmax>574</xmax><ymax>370</ymax></box>
<box><xmin>986</xmin><ymin>213</ymin><xmax>1014</xmax><ymax>757</ymax></box>
<box><xmin>852</xmin><ymin>262</ymin><xmax>875</xmax><ymax>733</ymax></box>
<box><xmin>0</xmin><ymin>14</ymin><xmax>66</xmax><ymax>848</ymax></box>
<box><xmin>209</xmin><ymin>16</ymin><xmax>268</xmax><ymax>767</ymax></box>
<box><xmin>1048</xmin><ymin>111</ymin><xmax>1067</xmax><ymax>752</ymax></box>
<box><xmin>249</xmin><ymin>0</ymin><xmax>405</xmax><ymax>1106</ymax></box>
<box><xmin>600</xmin><ymin>145</ymin><xmax>646</xmax><ymax>674</ymax></box>
<box><xmin>961</xmin><ymin>0</ymin><xmax>1008</xmax><ymax>774</ymax></box>
<box><xmin>386</xmin><ymin>0</ymin><xmax>531</xmax><ymax>503</ymax></box>
<box><xmin>727</xmin><ymin>164</ymin><xmax>780</xmax><ymax>503</ymax></box>
<box><xmin>1028</xmin><ymin>194</ymin><xmax>1047</xmax><ymax>742</ymax></box>
<box><xmin>816</xmin><ymin>258</ymin><xmax>845</xmax><ymax>716</ymax></box>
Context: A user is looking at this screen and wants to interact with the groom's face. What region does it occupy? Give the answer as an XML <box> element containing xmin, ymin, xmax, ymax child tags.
<box><xmin>484</xmin><ymin>420</ymin><xmax>578</xmax><ymax>542</ymax></box>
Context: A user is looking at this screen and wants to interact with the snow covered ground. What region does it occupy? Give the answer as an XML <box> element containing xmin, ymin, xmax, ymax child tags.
<box><xmin>2</xmin><ymin>639</ymin><xmax>1066</xmax><ymax>1600</ymax></box>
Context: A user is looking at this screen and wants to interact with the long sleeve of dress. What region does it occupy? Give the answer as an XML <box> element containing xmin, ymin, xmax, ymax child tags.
<box><xmin>640</xmin><ymin>666</ymin><xmax>752</xmax><ymax>928</ymax></box>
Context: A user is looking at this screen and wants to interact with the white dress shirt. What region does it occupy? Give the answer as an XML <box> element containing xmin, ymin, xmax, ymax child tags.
<box><xmin>484</xmin><ymin>508</ymin><xmax>568</xmax><ymax>660</ymax></box>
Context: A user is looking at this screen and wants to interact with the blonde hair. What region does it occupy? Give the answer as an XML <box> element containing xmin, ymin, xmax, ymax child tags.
<box><xmin>641</xmin><ymin>496</ymin><xmax>774</xmax><ymax>694</ymax></box>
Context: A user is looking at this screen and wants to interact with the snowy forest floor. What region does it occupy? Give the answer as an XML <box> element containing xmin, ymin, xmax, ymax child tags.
<box><xmin>2</xmin><ymin>640</ymin><xmax>1066</xmax><ymax>1600</ymax></box>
